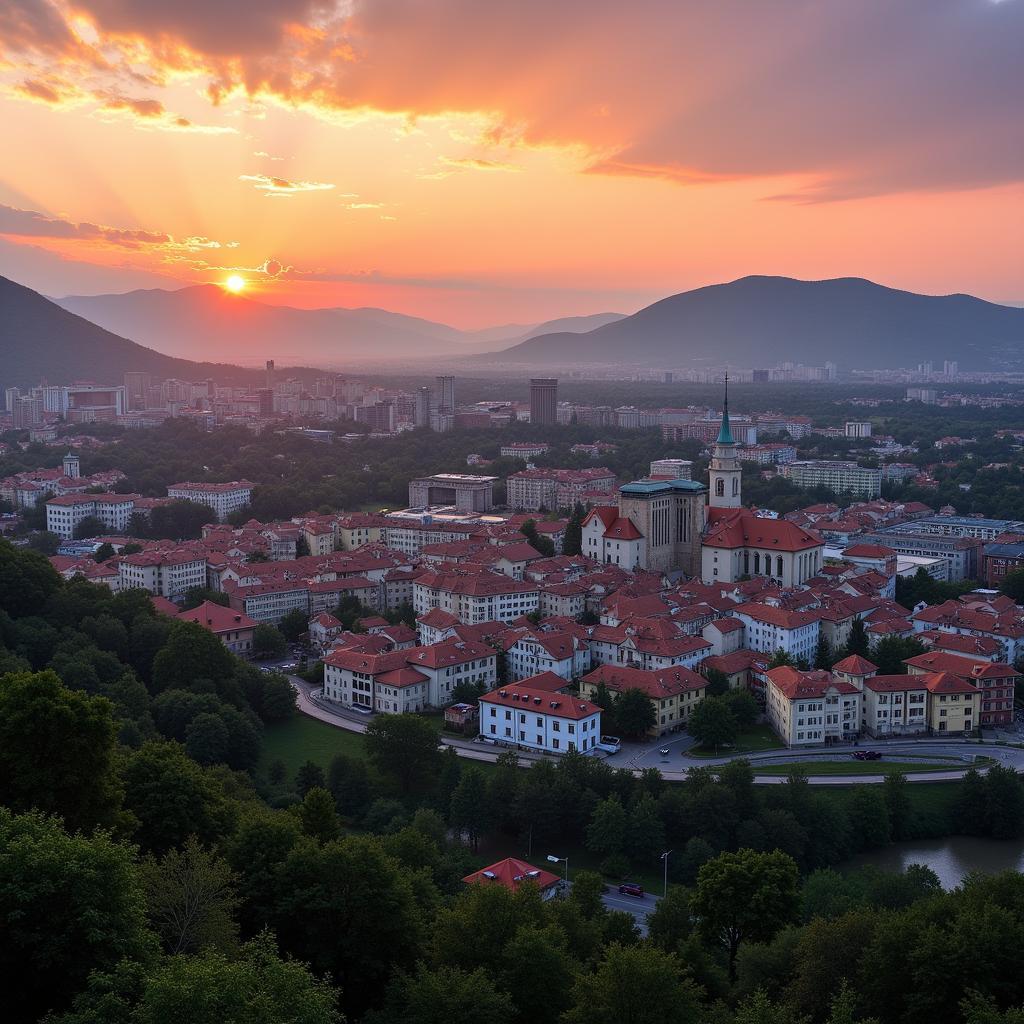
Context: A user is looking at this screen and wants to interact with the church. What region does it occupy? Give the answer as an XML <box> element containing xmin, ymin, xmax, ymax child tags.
<box><xmin>583</xmin><ymin>378</ymin><xmax>825</xmax><ymax>585</ymax></box>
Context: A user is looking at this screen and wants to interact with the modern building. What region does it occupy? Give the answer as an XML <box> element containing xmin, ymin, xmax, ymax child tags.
<box><xmin>529</xmin><ymin>378</ymin><xmax>558</xmax><ymax>426</ymax></box>
<box><xmin>118</xmin><ymin>549</ymin><xmax>208</xmax><ymax>600</ymax></box>
<box><xmin>845</xmin><ymin>421</ymin><xmax>873</xmax><ymax>438</ymax></box>
<box><xmin>649</xmin><ymin>458</ymin><xmax>693</xmax><ymax>479</ymax></box>
<box><xmin>166</xmin><ymin>481</ymin><xmax>254</xmax><ymax>521</ymax></box>
<box><xmin>781</xmin><ymin>461</ymin><xmax>882</xmax><ymax>499</ymax></box>
<box><xmin>408</xmin><ymin>473</ymin><xmax>497</xmax><ymax>512</ymax></box>
<box><xmin>506</xmin><ymin>468</ymin><xmax>616</xmax><ymax>512</ymax></box>
<box><xmin>500</xmin><ymin>442</ymin><xmax>550</xmax><ymax>459</ymax></box>
<box><xmin>45</xmin><ymin>493</ymin><xmax>138</xmax><ymax>539</ymax></box>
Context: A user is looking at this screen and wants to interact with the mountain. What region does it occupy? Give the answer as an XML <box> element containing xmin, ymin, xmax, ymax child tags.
<box><xmin>55</xmin><ymin>285</ymin><xmax>472</xmax><ymax>365</ymax></box>
<box><xmin>488</xmin><ymin>276</ymin><xmax>1024</xmax><ymax>370</ymax></box>
<box><xmin>55</xmin><ymin>285</ymin><xmax>627</xmax><ymax>362</ymax></box>
<box><xmin>0</xmin><ymin>275</ymin><xmax>300</xmax><ymax>390</ymax></box>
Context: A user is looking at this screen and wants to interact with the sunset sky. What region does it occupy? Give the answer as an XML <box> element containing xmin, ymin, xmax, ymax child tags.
<box><xmin>1</xmin><ymin>0</ymin><xmax>1021</xmax><ymax>326</ymax></box>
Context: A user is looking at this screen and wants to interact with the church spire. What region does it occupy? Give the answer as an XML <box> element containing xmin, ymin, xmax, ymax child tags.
<box><xmin>716</xmin><ymin>372</ymin><xmax>734</xmax><ymax>445</ymax></box>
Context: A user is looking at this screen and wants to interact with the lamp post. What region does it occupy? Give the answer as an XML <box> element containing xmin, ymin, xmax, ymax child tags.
<box><xmin>547</xmin><ymin>854</ymin><xmax>569</xmax><ymax>893</ymax></box>
<box><xmin>661</xmin><ymin>849</ymin><xmax>672</xmax><ymax>898</ymax></box>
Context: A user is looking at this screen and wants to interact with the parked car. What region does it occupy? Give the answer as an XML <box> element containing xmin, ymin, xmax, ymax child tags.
<box><xmin>659</xmin><ymin>747</ymin><xmax>670</xmax><ymax>756</ymax></box>
<box><xmin>618</xmin><ymin>882</ymin><xmax>644</xmax><ymax>897</ymax></box>
<box><xmin>852</xmin><ymin>750</ymin><xmax>882</xmax><ymax>761</ymax></box>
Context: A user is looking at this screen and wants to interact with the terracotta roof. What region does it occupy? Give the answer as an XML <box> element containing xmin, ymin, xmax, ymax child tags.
<box><xmin>583</xmin><ymin>663</ymin><xmax>706</xmax><ymax>699</ymax></box>
<box><xmin>705</xmin><ymin>509</ymin><xmax>823</xmax><ymax>552</ymax></box>
<box><xmin>734</xmin><ymin>602</ymin><xmax>818</xmax><ymax>629</ymax></box>
<box><xmin>863</xmin><ymin>674</ymin><xmax>929</xmax><ymax>693</ymax></box>
<box><xmin>479</xmin><ymin>684</ymin><xmax>601</xmax><ymax>721</ymax></box>
<box><xmin>767</xmin><ymin>665</ymin><xmax>859</xmax><ymax>700</ymax></box>
<box><xmin>904</xmin><ymin>650</ymin><xmax>1020</xmax><ymax>680</ymax></box>
<box><xmin>416</xmin><ymin>608</ymin><xmax>460</xmax><ymax>629</ymax></box>
<box><xmin>708</xmin><ymin>617</ymin><xmax>744</xmax><ymax>634</ymax></box>
<box><xmin>702</xmin><ymin>649</ymin><xmax>767</xmax><ymax>675</ymax></box>
<box><xmin>832</xmin><ymin>654</ymin><xmax>878</xmax><ymax>675</ymax></box>
<box><xmin>177</xmin><ymin>600</ymin><xmax>258</xmax><ymax>633</ymax></box>
<box><xmin>843</xmin><ymin>544</ymin><xmax>896</xmax><ymax>559</ymax></box>
<box><xmin>462</xmin><ymin>857</ymin><xmax>561</xmax><ymax>892</ymax></box>
<box><xmin>924</xmin><ymin>671</ymin><xmax>979</xmax><ymax>695</ymax></box>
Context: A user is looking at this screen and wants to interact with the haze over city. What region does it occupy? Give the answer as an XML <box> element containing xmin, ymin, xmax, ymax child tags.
<box><xmin>1</xmin><ymin>0</ymin><xmax>1023</xmax><ymax>328</ymax></box>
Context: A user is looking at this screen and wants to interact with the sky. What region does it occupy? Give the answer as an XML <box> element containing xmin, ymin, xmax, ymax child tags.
<box><xmin>0</xmin><ymin>0</ymin><xmax>1021</xmax><ymax>327</ymax></box>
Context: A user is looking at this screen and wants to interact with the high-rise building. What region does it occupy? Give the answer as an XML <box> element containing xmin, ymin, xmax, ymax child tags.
<box><xmin>530</xmin><ymin>378</ymin><xmax>558</xmax><ymax>426</ymax></box>
<box><xmin>265</xmin><ymin>360</ymin><xmax>275</xmax><ymax>389</ymax></box>
<box><xmin>257</xmin><ymin>388</ymin><xmax>275</xmax><ymax>416</ymax></box>
<box><xmin>124</xmin><ymin>372</ymin><xmax>151</xmax><ymax>410</ymax></box>
<box><xmin>4</xmin><ymin>386</ymin><xmax>19</xmax><ymax>413</ymax></box>
<box><xmin>12</xmin><ymin>395</ymin><xmax>43</xmax><ymax>428</ymax></box>
<box><xmin>62</xmin><ymin>452</ymin><xmax>81</xmax><ymax>478</ymax></box>
<box><xmin>415</xmin><ymin>387</ymin><xmax>432</xmax><ymax>427</ymax></box>
<box><xmin>435</xmin><ymin>376</ymin><xmax>455</xmax><ymax>415</ymax></box>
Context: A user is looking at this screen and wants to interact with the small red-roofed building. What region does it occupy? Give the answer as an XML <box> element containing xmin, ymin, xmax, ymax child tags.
<box><xmin>507</xmin><ymin>631</ymin><xmax>591</xmax><ymax>683</ymax></box>
<box><xmin>177</xmin><ymin>600</ymin><xmax>258</xmax><ymax>657</ymax></box>
<box><xmin>580</xmin><ymin>663</ymin><xmax>707</xmax><ymax>737</ymax></box>
<box><xmin>581</xmin><ymin>505</ymin><xmax>646</xmax><ymax>570</ymax></box>
<box><xmin>479</xmin><ymin>677</ymin><xmax>602</xmax><ymax>754</ymax></box>
<box><xmin>462</xmin><ymin>857</ymin><xmax>562</xmax><ymax>898</ymax></box>
<box><xmin>858</xmin><ymin>674</ymin><xmax>930</xmax><ymax>737</ymax></box>
<box><xmin>765</xmin><ymin>665</ymin><xmax>861</xmax><ymax>746</ymax></box>
<box><xmin>309</xmin><ymin>611</ymin><xmax>344</xmax><ymax>649</ymax></box>
<box><xmin>924</xmin><ymin>672</ymin><xmax>980</xmax><ymax>735</ymax></box>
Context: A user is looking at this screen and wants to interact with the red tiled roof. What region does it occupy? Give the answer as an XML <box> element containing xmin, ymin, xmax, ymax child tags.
<box><xmin>832</xmin><ymin>654</ymin><xmax>878</xmax><ymax>675</ymax></box>
<box><xmin>583</xmin><ymin>663</ymin><xmax>706</xmax><ymax>699</ymax></box>
<box><xmin>705</xmin><ymin>509</ymin><xmax>822</xmax><ymax>552</ymax></box>
<box><xmin>767</xmin><ymin>665</ymin><xmax>859</xmax><ymax>700</ymax></box>
<box><xmin>462</xmin><ymin>857</ymin><xmax>561</xmax><ymax>892</ymax></box>
<box><xmin>177</xmin><ymin>600</ymin><xmax>258</xmax><ymax>633</ymax></box>
<box><xmin>479</xmin><ymin>684</ymin><xmax>601</xmax><ymax>720</ymax></box>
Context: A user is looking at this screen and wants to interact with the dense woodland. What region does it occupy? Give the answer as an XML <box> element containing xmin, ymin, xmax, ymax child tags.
<box><xmin>5</xmin><ymin>537</ymin><xmax>1024</xmax><ymax>1023</ymax></box>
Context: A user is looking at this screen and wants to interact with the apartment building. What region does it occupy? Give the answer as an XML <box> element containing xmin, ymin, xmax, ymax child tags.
<box><xmin>732</xmin><ymin>603</ymin><xmax>820</xmax><ymax>663</ymax></box>
<box><xmin>412</xmin><ymin>571</ymin><xmax>540</xmax><ymax>624</ymax></box>
<box><xmin>765</xmin><ymin>666</ymin><xmax>861</xmax><ymax>746</ymax></box>
<box><xmin>45</xmin><ymin>493</ymin><xmax>139</xmax><ymax>539</ymax></box>
<box><xmin>479</xmin><ymin>679</ymin><xmax>601</xmax><ymax>754</ymax></box>
<box><xmin>580</xmin><ymin>663</ymin><xmax>706</xmax><ymax>738</ymax></box>
<box><xmin>507</xmin><ymin>468</ymin><xmax>617</xmax><ymax>512</ymax></box>
<box><xmin>507</xmin><ymin>631</ymin><xmax>591</xmax><ymax>683</ymax></box>
<box><xmin>166</xmin><ymin>480</ymin><xmax>254</xmax><ymax>521</ymax></box>
<box><xmin>118</xmin><ymin>549</ymin><xmax>207</xmax><ymax>600</ymax></box>
<box><xmin>782</xmin><ymin>461</ymin><xmax>882</xmax><ymax>500</ymax></box>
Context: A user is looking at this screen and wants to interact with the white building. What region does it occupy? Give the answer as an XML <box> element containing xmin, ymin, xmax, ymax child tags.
<box><xmin>118</xmin><ymin>550</ymin><xmax>208</xmax><ymax>600</ymax></box>
<box><xmin>166</xmin><ymin>480</ymin><xmax>254</xmax><ymax>521</ymax></box>
<box><xmin>412</xmin><ymin>571</ymin><xmax>540</xmax><ymax>624</ymax></box>
<box><xmin>507</xmin><ymin>631</ymin><xmax>591</xmax><ymax>683</ymax></box>
<box><xmin>45</xmin><ymin>493</ymin><xmax>138</xmax><ymax>539</ymax></box>
<box><xmin>479</xmin><ymin>679</ymin><xmax>602</xmax><ymax>754</ymax></box>
<box><xmin>732</xmin><ymin>603</ymin><xmax>820</xmax><ymax>664</ymax></box>
<box><xmin>765</xmin><ymin>666</ymin><xmax>861</xmax><ymax>746</ymax></box>
<box><xmin>581</xmin><ymin>506</ymin><xmax>646</xmax><ymax>569</ymax></box>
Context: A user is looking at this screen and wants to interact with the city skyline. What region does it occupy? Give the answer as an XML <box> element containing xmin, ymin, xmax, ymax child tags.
<box><xmin>1</xmin><ymin>1</ymin><xmax>1022</xmax><ymax>328</ymax></box>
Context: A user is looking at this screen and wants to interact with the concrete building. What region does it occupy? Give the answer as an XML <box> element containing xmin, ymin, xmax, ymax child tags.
<box><xmin>45</xmin><ymin>493</ymin><xmax>138</xmax><ymax>539</ymax></box>
<box><xmin>118</xmin><ymin>550</ymin><xmax>207</xmax><ymax>600</ymax></box>
<box><xmin>617</xmin><ymin>478</ymin><xmax>706</xmax><ymax>575</ymax></box>
<box><xmin>733</xmin><ymin>604</ymin><xmax>820</xmax><ymax>663</ymax></box>
<box><xmin>407</xmin><ymin>474</ymin><xmax>497</xmax><ymax>512</ymax></box>
<box><xmin>765</xmin><ymin>666</ymin><xmax>861</xmax><ymax>746</ymax></box>
<box><xmin>167</xmin><ymin>481</ymin><xmax>254</xmax><ymax>521</ymax></box>
<box><xmin>860</xmin><ymin>527</ymin><xmax>981</xmax><ymax>581</ymax></box>
<box><xmin>702</xmin><ymin>514</ymin><xmax>824</xmax><ymax>587</ymax></box>
<box><xmin>581</xmin><ymin>506</ymin><xmax>646</xmax><ymax>569</ymax></box>
<box><xmin>845</xmin><ymin>421</ymin><xmax>873</xmax><ymax>438</ymax></box>
<box><xmin>500</xmin><ymin>442</ymin><xmax>550</xmax><ymax>459</ymax></box>
<box><xmin>580</xmin><ymin>663</ymin><xmax>706</xmax><ymax>738</ymax></box>
<box><xmin>507</xmin><ymin>468</ymin><xmax>617</xmax><ymax>512</ymax></box>
<box><xmin>529</xmin><ymin>378</ymin><xmax>558</xmax><ymax>426</ymax></box>
<box><xmin>479</xmin><ymin>678</ymin><xmax>602</xmax><ymax>754</ymax></box>
<box><xmin>782</xmin><ymin>461</ymin><xmax>882</xmax><ymax>499</ymax></box>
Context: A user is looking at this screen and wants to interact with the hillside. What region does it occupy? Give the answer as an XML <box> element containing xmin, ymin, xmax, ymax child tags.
<box><xmin>56</xmin><ymin>285</ymin><xmax>627</xmax><ymax>363</ymax></box>
<box><xmin>489</xmin><ymin>276</ymin><xmax>1024</xmax><ymax>370</ymax></box>
<box><xmin>0</xmin><ymin>275</ymin><xmax>295</xmax><ymax>390</ymax></box>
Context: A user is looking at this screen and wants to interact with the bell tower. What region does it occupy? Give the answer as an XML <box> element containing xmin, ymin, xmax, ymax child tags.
<box><xmin>708</xmin><ymin>373</ymin><xmax>742</xmax><ymax>509</ymax></box>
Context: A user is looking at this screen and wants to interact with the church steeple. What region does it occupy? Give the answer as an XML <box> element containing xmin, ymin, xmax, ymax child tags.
<box><xmin>716</xmin><ymin>372</ymin><xmax>735</xmax><ymax>445</ymax></box>
<box><xmin>708</xmin><ymin>372</ymin><xmax>741</xmax><ymax>509</ymax></box>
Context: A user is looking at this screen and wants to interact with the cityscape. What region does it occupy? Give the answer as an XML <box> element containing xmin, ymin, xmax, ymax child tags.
<box><xmin>2</xmin><ymin>3</ymin><xmax>1024</xmax><ymax>1024</ymax></box>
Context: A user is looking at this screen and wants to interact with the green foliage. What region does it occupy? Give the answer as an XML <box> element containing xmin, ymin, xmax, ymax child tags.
<box><xmin>689</xmin><ymin>695</ymin><xmax>740</xmax><ymax>750</ymax></box>
<box><xmin>871</xmin><ymin>635</ymin><xmax>926</xmax><ymax>675</ymax></box>
<box><xmin>368</xmin><ymin>963</ymin><xmax>513</xmax><ymax>1024</ymax></box>
<box><xmin>0</xmin><ymin>669</ymin><xmax>123</xmax><ymax>831</ymax></box>
<box><xmin>73</xmin><ymin>514</ymin><xmax>107</xmax><ymax>539</ymax></box>
<box><xmin>0</xmin><ymin>807</ymin><xmax>152</xmax><ymax>1021</ymax></box>
<box><xmin>298</xmin><ymin>787</ymin><xmax>341</xmax><ymax>843</ymax></box>
<box><xmin>151</xmin><ymin>620</ymin><xmax>236</xmax><ymax>697</ymax></box>
<box><xmin>0</xmin><ymin>538</ymin><xmax>62</xmax><ymax>617</ymax></box>
<box><xmin>253</xmin><ymin>623</ymin><xmax>288</xmax><ymax>659</ymax></box>
<box><xmin>279</xmin><ymin>607</ymin><xmax>309</xmax><ymax>643</ymax></box>
<box><xmin>181</xmin><ymin>587</ymin><xmax>230</xmax><ymax>611</ymax></box>
<box><xmin>364</xmin><ymin>713</ymin><xmax>443</xmax><ymax>795</ymax></box>
<box><xmin>613</xmin><ymin>686</ymin><xmax>658</xmax><ymax>738</ymax></box>
<box><xmin>28</xmin><ymin>530</ymin><xmax>62</xmax><ymax>555</ymax></box>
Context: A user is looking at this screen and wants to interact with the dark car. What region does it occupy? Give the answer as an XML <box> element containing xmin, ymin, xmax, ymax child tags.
<box><xmin>618</xmin><ymin>882</ymin><xmax>644</xmax><ymax>897</ymax></box>
<box><xmin>852</xmin><ymin>750</ymin><xmax>882</xmax><ymax>761</ymax></box>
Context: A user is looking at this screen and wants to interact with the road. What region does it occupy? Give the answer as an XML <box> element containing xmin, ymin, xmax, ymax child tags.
<box><xmin>276</xmin><ymin>664</ymin><xmax>1024</xmax><ymax>785</ymax></box>
<box><xmin>601</xmin><ymin>888</ymin><xmax>660</xmax><ymax>935</ymax></box>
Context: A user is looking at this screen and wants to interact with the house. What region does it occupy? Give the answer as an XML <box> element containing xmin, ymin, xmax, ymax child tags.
<box><xmin>701</xmin><ymin>649</ymin><xmax>768</xmax><ymax>695</ymax></box>
<box><xmin>764</xmin><ymin>665</ymin><xmax>861</xmax><ymax>746</ymax></box>
<box><xmin>444</xmin><ymin>702</ymin><xmax>480</xmax><ymax>734</ymax></box>
<box><xmin>923</xmin><ymin>672</ymin><xmax>980</xmax><ymax>736</ymax></box>
<box><xmin>580</xmin><ymin>663</ymin><xmax>706</xmax><ymax>738</ymax></box>
<box><xmin>478</xmin><ymin>678</ymin><xmax>602</xmax><ymax>754</ymax></box>
<box><xmin>732</xmin><ymin>603</ymin><xmax>820</xmax><ymax>663</ymax></box>
<box><xmin>904</xmin><ymin>650</ymin><xmax>1018</xmax><ymax>728</ymax></box>
<box><xmin>462</xmin><ymin>857</ymin><xmax>562</xmax><ymax>898</ymax></box>
<box><xmin>507</xmin><ymin>631</ymin><xmax>591</xmax><ymax>683</ymax></box>
<box><xmin>176</xmin><ymin>600</ymin><xmax>258</xmax><ymax>657</ymax></box>
<box><xmin>309</xmin><ymin>612</ymin><xmax>344</xmax><ymax>649</ymax></box>
<box><xmin>702</xmin><ymin>617</ymin><xmax>745</xmax><ymax>656</ymax></box>
<box><xmin>581</xmin><ymin>506</ymin><xmax>646</xmax><ymax>570</ymax></box>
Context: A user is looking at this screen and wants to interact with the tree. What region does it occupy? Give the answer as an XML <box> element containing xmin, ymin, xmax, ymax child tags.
<box><xmin>814</xmin><ymin>635</ymin><xmax>833</xmax><ymax>670</ymax></box>
<box><xmin>500</xmin><ymin>924</ymin><xmax>574</xmax><ymax>1024</ymax></box>
<box><xmin>365</xmin><ymin>714</ymin><xmax>443</xmax><ymax>795</ymax></box>
<box><xmin>998</xmin><ymin>568</ymin><xmax>1024</xmax><ymax>604</ymax></box>
<box><xmin>368</xmin><ymin>964</ymin><xmax>513</xmax><ymax>1024</ymax></box>
<box><xmin>952</xmin><ymin>768</ymin><xmax>990</xmax><ymax>836</ymax></box>
<box><xmin>725</xmin><ymin>689</ymin><xmax>760</xmax><ymax>729</ymax></box>
<box><xmin>296</xmin><ymin>760</ymin><xmax>327</xmax><ymax>796</ymax></box>
<box><xmin>704</xmin><ymin>667</ymin><xmax>731</xmax><ymax>696</ymax></box>
<box><xmin>883</xmin><ymin>771</ymin><xmax>912</xmax><ymax>841</ymax></box>
<box><xmin>73</xmin><ymin>514</ymin><xmax>107</xmax><ymax>539</ymax></box>
<box><xmin>648</xmin><ymin>884</ymin><xmax>695</xmax><ymax>952</ymax></box>
<box><xmin>615</xmin><ymin>687</ymin><xmax>657</xmax><ymax>738</ymax></box>
<box><xmin>0</xmin><ymin>669</ymin><xmax>123</xmax><ymax>831</ymax></box>
<box><xmin>253</xmin><ymin>623</ymin><xmax>288</xmax><ymax>659</ymax></box>
<box><xmin>150</xmin><ymin>621</ymin><xmax>235</xmax><ymax>697</ymax></box>
<box><xmin>565</xmin><ymin>943</ymin><xmax>704</xmax><ymax>1024</ymax></box>
<box><xmin>520</xmin><ymin>519</ymin><xmax>555</xmax><ymax>558</ymax></box>
<box><xmin>449</xmin><ymin>767</ymin><xmax>491</xmax><ymax>851</ymax></box>
<box><xmin>299</xmin><ymin>787</ymin><xmax>341</xmax><ymax>843</ymax></box>
<box><xmin>181</xmin><ymin>587</ymin><xmax>230</xmax><ymax>611</ymax></box>
<box><xmin>628</xmin><ymin>793</ymin><xmax>666</xmax><ymax>863</ymax></box>
<box><xmin>93</xmin><ymin>542</ymin><xmax>116</xmax><ymax>563</ymax></box>
<box><xmin>0</xmin><ymin>807</ymin><xmax>152</xmax><ymax>1022</ymax></box>
<box><xmin>28</xmin><ymin>530</ymin><xmax>61</xmax><ymax>555</ymax></box>
<box><xmin>140</xmin><ymin>836</ymin><xmax>239</xmax><ymax>955</ymax></box>
<box><xmin>688</xmin><ymin>696</ymin><xmax>739</xmax><ymax>750</ymax></box>
<box><xmin>733</xmin><ymin>989</ymin><xmax>809</xmax><ymax>1024</ymax></box>
<box><xmin>327</xmin><ymin>753</ymin><xmax>374</xmax><ymax>819</ymax></box>
<box><xmin>845</xmin><ymin>618</ymin><xmax>870</xmax><ymax>658</ymax></box>
<box><xmin>872</xmin><ymin>635</ymin><xmax>925</xmax><ymax>675</ymax></box>
<box><xmin>260</xmin><ymin>672</ymin><xmax>297</xmax><ymax>721</ymax></box>
<box><xmin>62</xmin><ymin>932</ymin><xmax>342</xmax><ymax>1024</ymax></box>
<box><xmin>562</xmin><ymin>509</ymin><xmax>583</xmax><ymax>557</ymax></box>
<box><xmin>280</xmin><ymin>607</ymin><xmax>309</xmax><ymax>643</ymax></box>
<box><xmin>847</xmin><ymin>786</ymin><xmax>891</xmax><ymax>851</ymax></box>
<box><xmin>121</xmin><ymin>740</ymin><xmax>231</xmax><ymax>854</ymax></box>
<box><xmin>984</xmin><ymin>764</ymin><xmax>1024</xmax><ymax>839</ymax></box>
<box><xmin>768</xmin><ymin>649</ymin><xmax>794</xmax><ymax>669</ymax></box>
<box><xmin>185</xmin><ymin>711</ymin><xmax>231</xmax><ymax>766</ymax></box>
<box><xmin>585</xmin><ymin>793</ymin><xmax>628</xmax><ymax>861</ymax></box>
<box><xmin>0</xmin><ymin>538</ymin><xmax>62</xmax><ymax>617</ymax></box>
<box><xmin>692</xmin><ymin>848</ymin><xmax>800</xmax><ymax>980</ymax></box>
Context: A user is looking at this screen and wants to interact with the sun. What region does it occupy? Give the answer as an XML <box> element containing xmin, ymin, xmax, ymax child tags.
<box><xmin>224</xmin><ymin>274</ymin><xmax>245</xmax><ymax>294</ymax></box>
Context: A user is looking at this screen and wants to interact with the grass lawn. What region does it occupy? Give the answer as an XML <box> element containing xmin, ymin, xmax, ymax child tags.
<box><xmin>747</xmin><ymin>760</ymin><xmax>965</xmax><ymax>777</ymax></box>
<box><xmin>260</xmin><ymin>715</ymin><xmax>368</xmax><ymax>778</ymax></box>
<box><xmin>688</xmin><ymin>724</ymin><xmax>785</xmax><ymax>757</ymax></box>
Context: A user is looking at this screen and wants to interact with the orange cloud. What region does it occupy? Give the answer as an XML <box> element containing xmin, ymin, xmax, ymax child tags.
<box><xmin>239</xmin><ymin>173</ymin><xmax>335</xmax><ymax>194</ymax></box>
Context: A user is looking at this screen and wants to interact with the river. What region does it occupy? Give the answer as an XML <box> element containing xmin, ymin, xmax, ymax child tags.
<box><xmin>846</xmin><ymin>836</ymin><xmax>1024</xmax><ymax>889</ymax></box>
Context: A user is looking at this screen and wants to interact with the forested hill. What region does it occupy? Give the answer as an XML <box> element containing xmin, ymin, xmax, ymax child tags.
<box><xmin>0</xmin><ymin>274</ymin><xmax>314</xmax><ymax>390</ymax></box>
<box><xmin>490</xmin><ymin>275</ymin><xmax>1024</xmax><ymax>370</ymax></box>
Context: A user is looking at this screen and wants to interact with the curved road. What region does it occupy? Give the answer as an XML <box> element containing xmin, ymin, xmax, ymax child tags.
<box><xmin>285</xmin><ymin>673</ymin><xmax>1024</xmax><ymax>785</ymax></box>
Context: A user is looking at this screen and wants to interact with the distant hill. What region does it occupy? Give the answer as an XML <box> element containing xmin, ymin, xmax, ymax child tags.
<box><xmin>55</xmin><ymin>285</ymin><xmax>627</xmax><ymax>363</ymax></box>
<box><xmin>488</xmin><ymin>276</ymin><xmax>1024</xmax><ymax>370</ymax></box>
<box><xmin>0</xmin><ymin>275</ymin><xmax>298</xmax><ymax>391</ymax></box>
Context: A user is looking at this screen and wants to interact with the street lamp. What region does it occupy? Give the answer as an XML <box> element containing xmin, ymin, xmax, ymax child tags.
<box><xmin>661</xmin><ymin>850</ymin><xmax>672</xmax><ymax>898</ymax></box>
<box><xmin>547</xmin><ymin>854</ymin><xmax>569</xmax><ymax>892</ymax></box>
